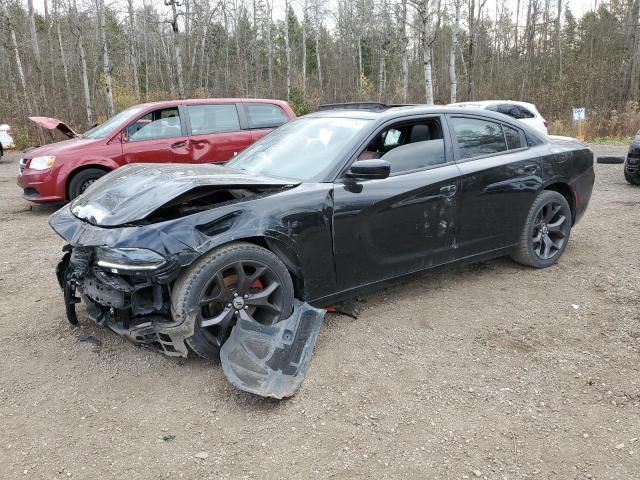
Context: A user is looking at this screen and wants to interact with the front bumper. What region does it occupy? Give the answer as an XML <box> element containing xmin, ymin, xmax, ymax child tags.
<box><xmin>59</xmin><ymin>246</ymin><xmax>194</xmax><ymax>356</ymax></box>
<box><xmin>17</xmin><ymin>163</ymin><xmax>66</xmax><ymax>203</ymax></box>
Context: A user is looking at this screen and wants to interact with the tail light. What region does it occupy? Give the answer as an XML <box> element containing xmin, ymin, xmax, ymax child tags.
<box><xmin>7</xmin><ymin>128</ymin><xmax>13</xmax><ymax>136</ymax></box>
<box><xmin>543</xmin><ymin>119</ymin><xmax>548</xmax><ymax>129</ymax></box>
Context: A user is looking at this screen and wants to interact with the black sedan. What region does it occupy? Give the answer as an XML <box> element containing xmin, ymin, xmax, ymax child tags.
<box><xmin>625</xmin><ymin>130</ymin><xmax>640</xmax><ymax>185</ymax></box>
<box><xmin>49</xmin><ymin>106</ymin><xmax>594</xmax><ymax>394</ymax></box>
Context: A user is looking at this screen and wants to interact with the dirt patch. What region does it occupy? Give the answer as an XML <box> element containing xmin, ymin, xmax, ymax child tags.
<box><xmin>0</xmin><ymin>146</ymin><xmax>638</xmax><ymax>479</ymax></box>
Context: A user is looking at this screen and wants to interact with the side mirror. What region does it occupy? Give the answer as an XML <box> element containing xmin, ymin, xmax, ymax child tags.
<box><xmin>346</xmin><ymin>159</ymin><xmax>390</xmax><ymax>180</ymax></box>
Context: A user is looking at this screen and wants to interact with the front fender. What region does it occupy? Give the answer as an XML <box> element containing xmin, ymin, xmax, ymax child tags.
<box><xmin>56</xmin><ymin>157</ymin><xmax>121</xmax><ymax>197</ymax></box>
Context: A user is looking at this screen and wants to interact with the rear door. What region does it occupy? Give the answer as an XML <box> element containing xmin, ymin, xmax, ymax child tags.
<box><xmin>448</xmin><ymin>115</ymin><xmax>543</xmax><ymax>257</ymax></box>
<box><xmin>185</xmin><ymin>103</ymin><xmax>252</xmax><ymax>163</ymax></box>
<box><xmin>241</xmin><ymin>102</ymin><xmax>291</xmax><ymax>142</ymax></box>
<box><xmin>121</xmin><ymin>106</ymin><xmax>191</xmax><ymax>163</ymax></box>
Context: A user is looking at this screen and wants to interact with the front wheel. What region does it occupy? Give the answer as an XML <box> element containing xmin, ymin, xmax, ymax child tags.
<box><xmin>512</xmin><ymin>190</ymin><xmax>572</xmax><ymax>268</ymax></box>
<box><xmin>171</xmin><ymin>242</ymin><xmax>294</xmax><ymax>361</ymax></box>
<box><xmin>68</xmin><ymin>168</ymin><xmax>107</xmax><ymax>199</ymax></box>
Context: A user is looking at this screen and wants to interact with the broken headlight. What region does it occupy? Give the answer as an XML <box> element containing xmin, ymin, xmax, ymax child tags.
<box><xmin>95</xmin><ymin>247</ymin><xmax>167</xmax><ymax>271</ymax></box>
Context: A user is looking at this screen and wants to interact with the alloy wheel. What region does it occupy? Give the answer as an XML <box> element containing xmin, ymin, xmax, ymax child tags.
<box><xmin>531</xmin><ymin>200</ymin><xmax>569</xmax><ymax>260</ymax></box>
<box><xmin>196</xmin><ymin>260</ymin><xmax>284</xmax><ymax>347</ymax></box>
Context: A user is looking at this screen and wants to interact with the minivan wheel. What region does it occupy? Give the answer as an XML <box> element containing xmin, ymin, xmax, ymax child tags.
<box><xmin>171</xmin><ymin>242</ymin><xmax>294</xmax><ymax>361</ymax></box>
<box><xmin>68</xmin><ymin>168</ymin><xmax>107</xmax><ymax>199</ymax></box>
<box><xmin>512</xmin><ymin>190</ymin><xmax>572</xmax><ymax>268</ymax></box>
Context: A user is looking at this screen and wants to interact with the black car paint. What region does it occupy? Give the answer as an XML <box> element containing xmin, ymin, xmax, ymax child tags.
<box><xmin>625</xmin><ymin>131</ymin><xmax>640</xmax><ymax>181</ymax></box>
<box><xmin>49</xmin><ymin>106</ymin><xmax>595</xmax><ymax>356</ymax></box>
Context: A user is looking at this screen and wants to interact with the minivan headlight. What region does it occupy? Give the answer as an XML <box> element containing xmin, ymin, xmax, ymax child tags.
<box><xmin>29</xmin><ymin>156</ymin><xmax>56</xmax><ymax>170</ymax></box>
<box><xmin>95</xmin><ymin>247</ymin><xmax>167</xmax><ymax>271</ymax></box>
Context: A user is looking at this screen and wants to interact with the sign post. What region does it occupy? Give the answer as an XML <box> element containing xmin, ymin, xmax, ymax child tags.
<box><xmin>572</xmin><ymin>107</ymin><xmax>586</xmax><ymax>141</ymax></box>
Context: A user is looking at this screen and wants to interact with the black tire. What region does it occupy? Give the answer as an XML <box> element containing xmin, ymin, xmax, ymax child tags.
<box><xmin>171</xmin><ymin>242</ymin><xmax>294</xmax><ymax>361</ymax></box>
<box><xmin>596</xmin><ymin>156</ymin><xmax>625</xmax><ymax>164</ymax></box>
<box><xmin>68</xmin><ymin>168</ymin><xmax>107</xmax><ymax>199</ymax></box>
<box><xmin>625</xmin><ymin>171</ymin><xmax>640</xmax><ymax>185</ymax></box>
<box><xmin>512</xmin><ymin>190</ymin><xmax>572</xmax><ymax>268</ymax></box>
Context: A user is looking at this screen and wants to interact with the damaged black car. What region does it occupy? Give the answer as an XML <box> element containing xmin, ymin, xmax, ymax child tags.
<box><xmin>50</xmin><ymin>106</ymin><xmax>595</xmax><ymax>396</ymax></box>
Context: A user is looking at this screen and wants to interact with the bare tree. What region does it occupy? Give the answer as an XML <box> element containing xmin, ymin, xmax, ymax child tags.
<box><xmin>166</xmin><ymin>0</ymin><xmax>186</xmax><ymax>99</ymax></box>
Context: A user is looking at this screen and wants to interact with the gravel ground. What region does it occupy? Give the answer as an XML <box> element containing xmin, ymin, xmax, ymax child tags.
<box><xmin>0</xmin><ymin>146</ymin><xmax>638</xmax><ymax>480</ymax></box>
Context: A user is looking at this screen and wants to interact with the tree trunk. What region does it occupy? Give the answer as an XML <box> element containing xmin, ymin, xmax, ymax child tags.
<box><xmin>27</xmin><ymin>0</ymin><xmax>42</xmax><ymax>65</ymax></box>
<box><xmin>284</xmin><ymin>0</ymin><xmax>292</xmax><ymax>99</ymax></box>
<box><xmin>266</xmin><ymin>0</ymin><xmax>274</xmax><ymax>96</ymax></box>
<box><xmin>400</xmin><ymin>0</ymin><xmax>409</xmax><ymax>102</ymax></box>
<box><xmin>3</xmin><ymin>2</ymin><xmax>33</xmax><ymax>113</ymax></box>
<box><xmin>449</xmin><ymin>0</ymin><xmax>460</xmax><ymax>103</ymax></box>
<box><xmin>316</xmin><ymin>25</ymin><xmax>322</xmax><ymax>92</ymax></box>
<box><xmin>54</xmin><ymin>0</ymin><xmax>72</xmax><ymax>113</ymax></box>
<box><xmin>98</xmin><ymin>0</ymin><xmax>115</xmax><ymax>116</ymax></box>
<box><xmin>127</xmin><ymin>0</ymin><xmax>141</xmax><ymax>100</ymax></box>
<box><xmin>167</xmin><ymin>0</ymin><xmax>186</xmax><ymax>98</ymax></box>
<box><xmin>302</xmin><ymin>0</ymin><xmax>307</xmax><ymax>94</ymax></box>
<box><xmin>78</xmin><ymin>37</ymin><xmax>93</xmax><ymax>126</ymax></box>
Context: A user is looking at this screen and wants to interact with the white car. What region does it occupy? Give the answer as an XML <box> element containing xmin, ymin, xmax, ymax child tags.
<box><xmin>448</xmin><ymin>100</ymin><xmax>548</xmax><ymax>135</ymax></box>
<box><xmin>0</xmin><ymin>124</ymin><xmax>16</xmax><ymax>157</ymax></box>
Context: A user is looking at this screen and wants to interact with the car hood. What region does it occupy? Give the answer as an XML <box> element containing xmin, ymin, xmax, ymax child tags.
<box><xmin>29</xmin><ymin>116</ymin><xmax>79</xmax><ymax>138</ymax></box>
<box><xmin>23</xmin><ymin>137</ymin><xmax>102</xmax><ymax>158</ymax></box>
<box><xmin>70</xmin><ymin>163</ymin><xmax>300</xmax><ymax>227</ymax></box>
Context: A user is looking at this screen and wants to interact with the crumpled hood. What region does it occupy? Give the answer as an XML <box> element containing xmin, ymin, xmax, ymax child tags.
<box><xmin>29</xmin><ymin>116</ymin><xmax>79</xmax><ymax>138</ymax></box>
<box><xmin>70</xmin><ymin>163</ymin><xmax>299</xmax><ymax>227</ymax></box>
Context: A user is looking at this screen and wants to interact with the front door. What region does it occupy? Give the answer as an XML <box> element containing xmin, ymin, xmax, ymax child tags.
<box><xmin>332</xmin><ymin>116</ymin><xmax>461</xmax><ymax>291</ymax></box>
<box><xmin>185</xmin><ymin>103</ymin><xmax>253</xmax><ymax>163</ymax></box>
<box><xmin>121</xmin><ymin>106</ymin><xmax>191</xmax><ymax>164</ymax></box>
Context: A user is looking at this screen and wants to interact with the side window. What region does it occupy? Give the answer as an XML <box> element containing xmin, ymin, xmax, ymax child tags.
<box><xmin>517</xmin><ymin>106</ymin><xmax>535</xmax><ymax>119</ymax></box>
<box><xmin>503</xmin><ymin>124</ymin><xmax>524</xmax><ymax>150</ymax></box>
<box><xmin>187</xmin><ymin>104</ymin><xmax>240</xmax><ymax>135</ymax></box>
<box><xmin>245</xmin><ymin>103</ymin><xmax>289</xmax><ymax>129</ymax></box>
<box><xmin>128</xmin><ymin>108</ymin><xmax>181</xmax><ymax>141</ymax></box>
<box><xmin>497</xmin><ymin>103</ymin><xmax>522</xmax><ymax>119</ymax></box>
<box><xmin>357</xmin><ymin>118</ymin><xmax>446</xmax><ymax>174</ymax></box>
<box><xmin>451</xmin><ymin>117</ymin><xmax>507</xmax><ymax>159</ymax></box>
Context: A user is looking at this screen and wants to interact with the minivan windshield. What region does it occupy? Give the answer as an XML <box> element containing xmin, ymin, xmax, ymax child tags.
<box><xmin>226</xmin><ymin>117</ymin><xmax>371</xmax><ymax>181</ymax></box>
<box><xmin>83</xmin><ymin>105</ymin><xmax>146</xmax><ymax>139</ymax></box>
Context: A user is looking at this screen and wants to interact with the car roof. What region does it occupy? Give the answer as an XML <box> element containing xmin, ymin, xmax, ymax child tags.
<box><xmin>130</xmin><ymin>98</ymin><xmax>289</xmax><ymax>109</ymax></box>
<box><xmin>450</xmin><ymin>100</ymin><xmax>538</xmax><ymax>110</ymax></box>
<box><xmin>305</xmin><ymin>105</ymin><xmax>527</xmax><ymax>123</ymax></box>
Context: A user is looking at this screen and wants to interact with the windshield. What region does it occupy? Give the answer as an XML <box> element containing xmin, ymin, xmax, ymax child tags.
<box><xmin>83</xmin><ymin>106</ymin><xmax>146</xmax><ymax>139</ymax></box>
<box><xmin>227</xmin><ymin>117</ymin><xmax>372</xmax><ymax>181</ymax></box>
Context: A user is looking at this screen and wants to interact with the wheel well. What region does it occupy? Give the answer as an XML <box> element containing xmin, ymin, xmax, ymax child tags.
<box><xmin>66</xmin><ymin>165</ymin><xmax>111</xmax><ymax>200</ymax></box>
<box><xmin>235</xmin><ymin>236</ymin><xmax>306</xmax><ymax>299</ymax></box>
<box><xmin>544</xmin><ymin>183</ymin><xmax>575</xmax><ymax>224</ymax></box>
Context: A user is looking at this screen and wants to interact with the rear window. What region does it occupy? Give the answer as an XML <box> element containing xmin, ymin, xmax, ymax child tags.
<box><xmin>451</xmin><ymin>117</ymin><xmax>507</xmax><ymax>159</ymax></box>
<box><xmin>503</xmin><ymin>124</ymin><xmax>524</xmax><ymax>149</ymax></box>
<box><xmin>245</xmin><ymin>103</ymin><xmax>289</xmax><ymax>129</ymax></box>
<box><xmin>187</xmin><ymin>104</ymin><xmax>240</xmax><ymax>135</ymax></box>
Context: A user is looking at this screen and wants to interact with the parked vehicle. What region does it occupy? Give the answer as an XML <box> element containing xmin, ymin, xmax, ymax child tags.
<box><xmin>18</xmin><ymin>99</ymin><xmax>295</xmax><ymax>202</ymax></box>
<box><xmin>448</xmin><ymin>100</ymin><xmax>549</xmax><ymax>134</ymax></box>
<box><xmin>624</xmin><ymin>130</ymin><xmax>640</xmax><ymax>185</ymax></box>
<box><xmin>49</xmin><ymin>105</ymin><xmax>594</xmax><ymax>393</ymax></box>
<box><xmin>0</xmin><ymin>123</ymin><xmax>16</xmax><ymax>158</ymax></box>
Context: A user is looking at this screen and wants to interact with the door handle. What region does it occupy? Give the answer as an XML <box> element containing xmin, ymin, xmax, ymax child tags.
<box><xmin>171</xmin><ymin>140</ymin><xmax>187</xmax><ymax>149</ymax></box>
<box><xmin>440</xmin><ymin>184</ymin><xmax>457</xmax><ymax>197</ymax></box>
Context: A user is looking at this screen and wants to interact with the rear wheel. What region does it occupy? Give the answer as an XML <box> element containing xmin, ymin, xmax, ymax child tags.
<box><xmin>68</xmin><ymin>168</ymin><xmax>107</xmax><ymax>199</ymax></box>
<box><xmin>171</xmin><ymin>242</ymin><xmax>294</xmax><ymax>361</ymax></box>
<box><xmin>512</xmin><ymin>190</ymin><xmax>572</xmax><ymax>268</ymax></box>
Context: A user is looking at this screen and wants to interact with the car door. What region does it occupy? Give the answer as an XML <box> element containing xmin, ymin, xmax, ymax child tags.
<box><xmin>185</xmin><ymin>103</ymin><xmax>253</xmax><ymax>163</ymax></box>
<box><xmin>332</xmin><ymin>115</ymin><xmax>461</xmax><ymax>291</ymax></box>
<box><xmin>448</xmin><ymin>115</ymin><xmax>543</xmax><ymax>258</ymax></box>
<box><xmin>121</xmin><ymin>106</ymin><xmax>191</xmax><ymax>164</ymax></box>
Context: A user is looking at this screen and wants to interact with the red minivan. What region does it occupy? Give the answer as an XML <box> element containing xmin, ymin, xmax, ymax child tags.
<box><xmin>17</xmin><ymin>98</ymin><xmax>296</xmax><ymax>202</ymax></box>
